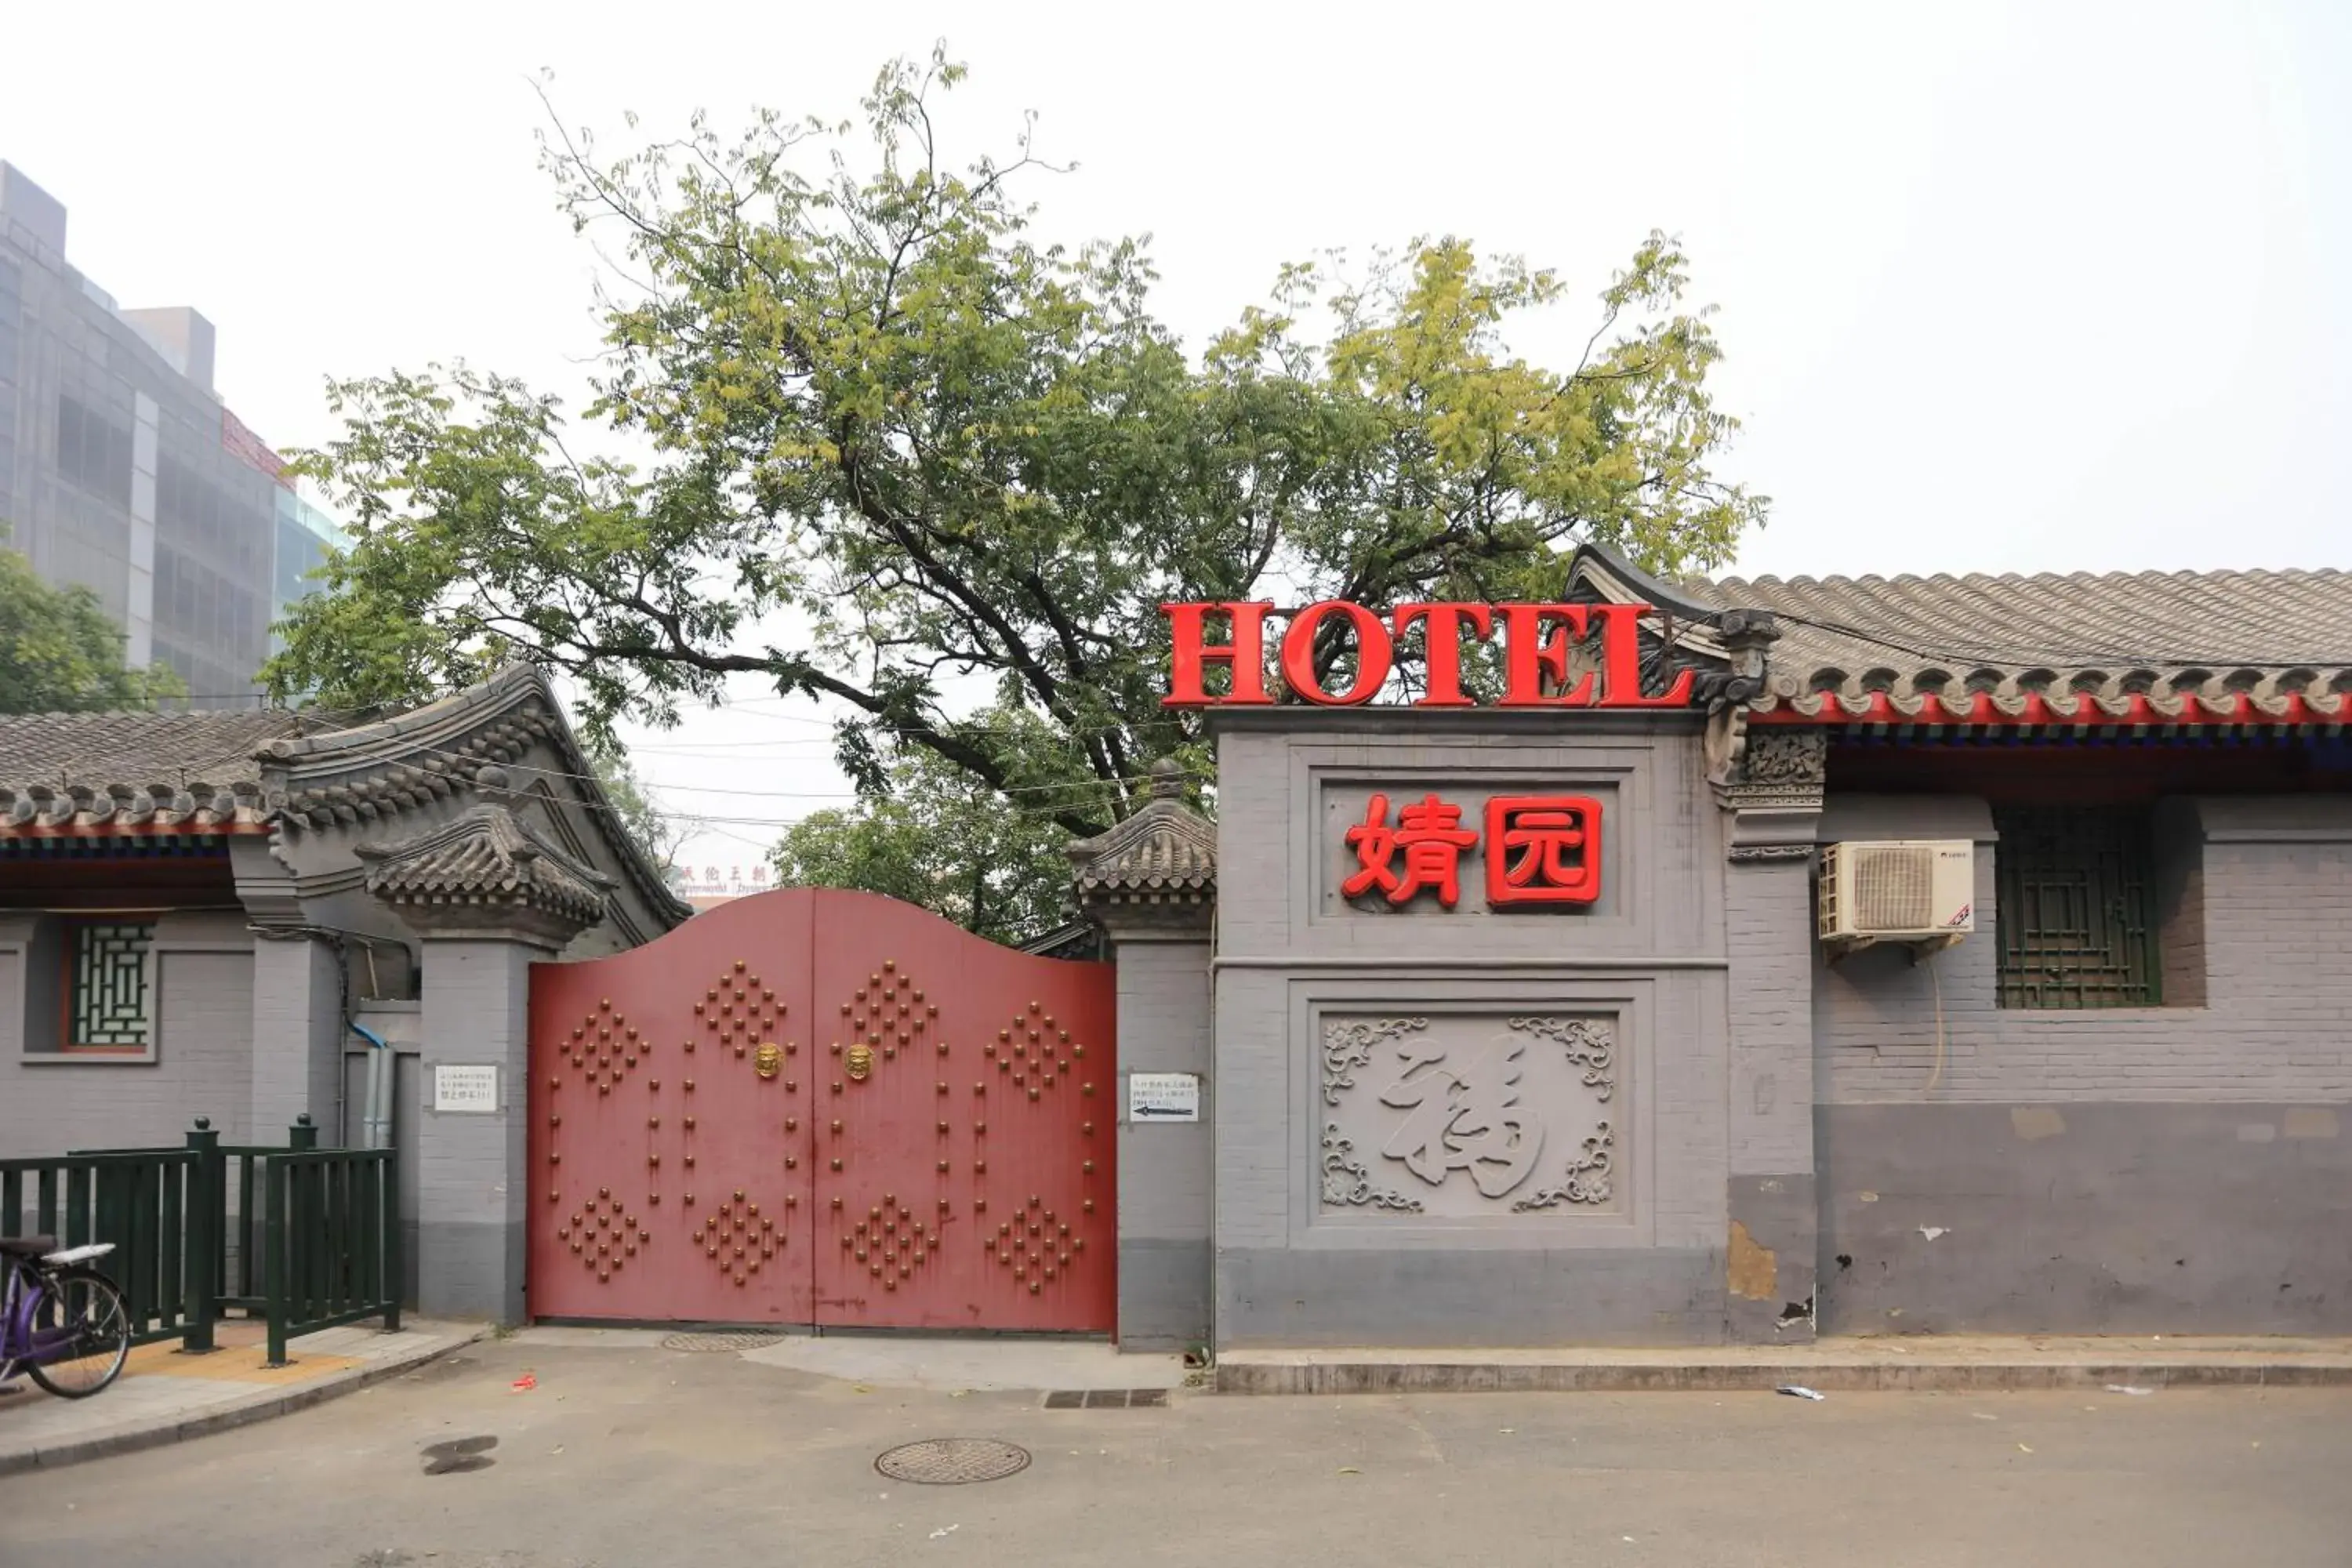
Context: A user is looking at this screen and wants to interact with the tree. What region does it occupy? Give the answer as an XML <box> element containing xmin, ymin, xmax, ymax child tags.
<box><xmin>769</xmin><ymin>734</ymin><xmax>1075</xmax><ymax>946</ymax></box>
<box><xmin>0</xmin><ymin>547</ymin><xmax>186</xmax><ymax>713</ymax></box>
<box><xmin>263</xmin><ymin>47</ymin><xmax>1765</xmax><ymax>869</ymax></box>
<box><xmin>583</xmin><ymin>739</ymin><xmax>701</xmax><ymax>878</ymax></box>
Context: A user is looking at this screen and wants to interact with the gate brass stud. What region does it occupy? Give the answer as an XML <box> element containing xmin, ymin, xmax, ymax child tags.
<box><xmin>650</xmin><ymin>1079</ymin><xmax>661</xmax><ymax>1091</ymax></box>
<box><xmin>601</xmin><ymin>998</ymin><xmax>612</xmax><ymax>1011</ymax></box>
<box><xmin>550</xmin><ymin>1190</ymin><xmax>561</xmax><ymax>1203</ymax></box>
<box><xmin>884</xmin><ymin>959</ymin><xmax>896</xmax><ymax>971</ymax></box>
<box><xmin>684</xmin><ymin>1155</ymin><xmax>696</xmax><ymax>1167</ymax></box>
<box><xmin>938</xmin><ymin>1121</ymin><xmax>950</xmax><ymax>1134</ymax></box>
<box><xmin>831</xmin><ymin>1196</ymin><xmax>842</xmax><ymax>1208</ymax></box>
<box><xmin>735</xmin><ymin>1272</ymin><xmax>746</xmax><ymax>1286</ymax></box>
<box><xmin>558</xmin><ymin>1228</ymin><xmax>571</xmax><ymax>1241</ymax></box>
<box><xmin>975</xmin><ymin>1121</ymin><xmax>986</xmax><ymax>1134</ymax></box>
<box><xmin>1083</xmin><ymin>1160</ymin><xmax>1094</xmax><ymax>1174</ymax></box>
<box><xmin>840</xmin><ymin>1003</ymin><xmax>852</xmax><ymax>1015</ymax></box>
<box><xmin>644</xmin><ymin>1116</ymin><xmax>656</xmax><ymax>1128</ymax></box>
<box><xmin>974</xmin><ymin>1197</ymin><xmax>986</xmax><ymax>1211</ymax></box>
<box><xmin>831</xmin><ymin>1159</ymin><xmax>843</xmax><ymax>1171</ymax></box>
<box><xmin>999</xmin><ymin>1060</ymin><xmax>1011</xmax><ymax>1074</ymax></box>
<box><xmin>938</xmin><ymin>1042</ymin><xmax>949</xmax><ymax>1055</ymax></box>
<box><xmin>735</xmin><ymin>1044</ymin><xmax>746</xmax><ymax>1058</ymax></box>
<box><xmin>1083</xmin><ymin>1200</ymin><xmax>1094</xmax><ymax>1214</ymax></box>
<box><xmin>734</xmin><ymin>1189</ymin><xmax>746</xmax><ymax>1201</ymax></box>
<box><xmin>648</xmin><ymin>1155</ymin><xmax>660</xmax><ymax>1167</ymax></box>
<box><xmin>884</xmin><ymin>1046</ymin><xmax>895</xmax><ymax>1060</ymax></box>
<box><xmin>550</xmin><ymin>1113</ymin><xmax>564</xmax><ymax>1127</ymax></box>
<box><xmin>785</xmin><ymin>1080</ymin><xmax>797</xmax><ymax>1092</ymax></box>
<box><xmin>842</xmin><ymin>1236</ymin><xmax>852</xmax><ymax>1248</ymax></box>
<box><xmin>684</xmin><ymin>1116</ymin><xmax>697</xmax><ymax>1130</ymax></box>
<box><xmin>1080</xmin><ymin>1122</ymin><xmax>1092</xmax><ymax>1135</ymax></box>
<box><xmin>831</xmin><ymin>1119</ymin><xmax>842</xmax><ymax>1133</ymax></box>
<box><xmin>1073</xmin><ymin>1046</ymin><xmax>1084</xmax><ymax>1059</ymax></box>
<box><xmin>747</xmin><ymin>1202</ymin><xmax>760</xmax><ymax>1217</ymax></box>
<box><xmin>734</xmin><ymin>960</ymin><xmax>746</xmax><ymax>971</ymax></box>
<box><xmin>856</xmin><ymin>1247</ymin><xmax>867</xmax><ymax>1261</ymax></box>
<box><xmin>786</xmin><ymin>1117</ymin><xmax>798</xmax><ymax>1131</ymax></box>
<box><xmin>685</xmin><ymin>1192</ymin><xmax>695</xmax><ymax>1205</ymax></box>
<box><xmin>1083</xmin><ymin>1083</ymin><xmax>1094</xmax><ymax>1095</ymax></box>
<box><xmin>1029</xmin><ymin>1000</ymin><xmax>1040</xmax><ymax>1013</ymax></box>
<box><xmin>1029</xmin><ymin>1281</ymin><xmax>1041</xmax><ymax>1294</ymax></box>
<box><xmin>1073</xmin><ymin>1237</ymin><xmax>1083</xmax><ymax>1250</ymax></box>
<box><xmin>550</xmin><ymin>1077</ymin><xmax>561</xmax><ymax>1091</ymax></box>
<box><xmin>694</xmin><ymin>1002</ymin><xmax>705</xmax><ymax>1015</ymax></box>
<box><xmin>1044</xmin><ymin>1267</ymin><xmax>1056</xmax><ymax>1280</ymax></box>
<box><xmin>648</xmin><ymin>1192</ymin><xmax>660</xmax><ymax>1203</ymax></box>
<box><xmin>830</xmin><ymin>1042</ymin><xmax>841</xmax><ymax>1054</ymax></box>
<box><xmin>785</xmin><ymin>1194</ymin><xmax>797</xmax><ymax>1207</ymax></box>
<box><xmin>599</xmin><ymin>1082</ymin><xmax>612</xmax><ymax>1096</ymax></box>
<box><xmin>684</xmin><ymin>1079</ymin><xmax>695</xmax><ymax>1091</ymax></box>
<box><xmin>938</xmin><ymin>1197</ymin><xmax>950</xmax><ymax>1210</ymax></box>
<box><xmin>1058</xmin><ymin>1222</ymin><xmax>1069</xmax><ymax>1236</ymax></box>
<box><xmin>938</xmin><ymin>1160</ymin><xmax>949</xmax><ymax>1173</ymax></box>
<box><xmin>550</xmin><ymin>1152</ymin><xmax>561</xmax><ymax>1164</ymax></box>
<box><xmin>1059</xmin><ymin>1252</ymin><xmax>1070</xmax><ymax>1266</ymax></box>
<box><xmin>900</xmin><ymin>1265</ymin><xmax>910</xmax><ymax>1278</ymax></box>
<box><xmin>786</xmin><ymin>1042</ymin><xmax>797</xmax><ymax>1055</ymax></box>
<box><xmin>572</xmin><ymin>1025</ymin><xmax>585</xmax><ymax>1040</ymax></box>
<box><xmin>975</xmin><ymin>1083</ymin><xmax>985</xmax><ymax>1094</ymax></box>
<box><xmin>926</xmin><ymin>1003</ymin><xmax>938</xmax><ymax>1018</ymax></box>
<box><xmin>975</xmin><ymin>1160</ymin><xmax>987</xmax><ymax>1174</ymax></box>
<box><xmin>869</xmin><ymin>972</ymin><xmax>881</xmax><ymax>985</ymax></box>
<box><xmin>1029</xmin><ymin>1089</ymin><xmax>1040</xmax><ymax>1101</ymax></box>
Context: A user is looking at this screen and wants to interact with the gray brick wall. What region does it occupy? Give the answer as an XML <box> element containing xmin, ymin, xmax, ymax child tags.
<box><xmin>1208</xmin><ymin>711</ymin><xmax>1735</xmax><ymax>1345</ymax></box>
<box><xmin>1726</xmin><ymin>858</ymin><xmax>1813</xmax><ymax>1176</ymax></box>
<box><xmin>0</xmin><ymin>911</ymin><xmax>254</xmax><ymax>1155</ymax></box>
<box><xmin>412</xmin><ymin>937</ymin><xmax>535</xmax><ymax>1323</ymax></box>
<box><xmin>1815</xmin><ymin>795</ymin><xmax>2352</xmax><ymax>1104</ymax></box>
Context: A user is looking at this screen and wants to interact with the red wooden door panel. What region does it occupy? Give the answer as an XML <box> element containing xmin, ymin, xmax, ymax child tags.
<box><xmin>808</xmin><ymin>891</ymin><xmax>1116</xmax><ymax>1331</ymax></box>
<box><xmin>528</xmin><ymin>893</ymin><xmax>815</xmax><ymax>1324</ymax></box>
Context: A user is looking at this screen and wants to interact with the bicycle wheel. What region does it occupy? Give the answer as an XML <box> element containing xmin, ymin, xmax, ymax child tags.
<box><xmin>24</xmin><ymin>1267</ymin><xmax>131</xmax><ymax>1399</ymax></box>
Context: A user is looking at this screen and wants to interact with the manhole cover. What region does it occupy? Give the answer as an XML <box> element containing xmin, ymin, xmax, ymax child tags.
<box><xmin>659</xmin><ymin>1331</ymin><xmax>788</xmax><ymax>1353</ymax></box>
<box><xmin>874</xmin><ymin>1437</ymin><xmax>1033</xmax><ymax>1486</ymax></box>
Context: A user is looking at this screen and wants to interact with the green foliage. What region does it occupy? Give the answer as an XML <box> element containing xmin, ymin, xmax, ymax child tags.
<box><xmin>770</xmin><ymin>736</ymin><xmax>1076</xmax><ymax>946</ymax></box>
<box><xmin>263</xmin><ymin>47</ymin><xmax>1766</xmax><ymax>917</ymax></box>
<box><xmin>0</xmin><ymin>547</ymin><xmax>186</xmax><ymax>713</ymax></box>
<box><xmin>584</xmin><ymin>739</ymin><xmax>700</xmax><ymax>877</ymax></box>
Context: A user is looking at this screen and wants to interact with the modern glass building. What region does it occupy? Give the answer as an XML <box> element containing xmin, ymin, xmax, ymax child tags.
<box><xmin>0</xmin><ymin>161</ymin><xmax>345</xmax><ymax>706</ymax></box>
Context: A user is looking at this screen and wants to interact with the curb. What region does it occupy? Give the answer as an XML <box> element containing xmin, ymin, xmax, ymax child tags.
<box><xmin>0</xmin><ymin>1326</ymin><xmax>488</xmax><ymax>1475</ymax></box>
<box><xmin>1214</xmin><ymin>1360</ymin><xmax>2352</xmax><ymax>1396</ymax></box>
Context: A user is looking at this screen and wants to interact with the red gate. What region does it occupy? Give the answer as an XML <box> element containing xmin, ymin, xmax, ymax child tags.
<box><xmin>527</xmin><ymin>889</ymin><xmax>1116</xmax><ymax>1332</ymax></box>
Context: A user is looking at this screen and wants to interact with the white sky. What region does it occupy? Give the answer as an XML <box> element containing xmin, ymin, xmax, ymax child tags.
<box><xmin>4</xmin><ymin>0</ymin><xmax>2346</xmax><ymax>873</ymax></box>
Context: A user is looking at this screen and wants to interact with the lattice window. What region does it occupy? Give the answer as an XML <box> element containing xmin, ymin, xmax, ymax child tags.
<box><xmin>1994</xmin><ymin>808</ymin><xmax>2161</xmax><ymax>1009</ymax></box>
<box><xmin>67</xmin><ymin>920</ymin><xmax>155</xmax><ymax>1050</ymax></box>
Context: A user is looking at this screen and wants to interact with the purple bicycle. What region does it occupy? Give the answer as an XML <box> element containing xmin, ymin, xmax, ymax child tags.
<box><xmin>0</xmin><ymin>1235</ymin><xmax>132</xmax><ymax>1399</ymax></box>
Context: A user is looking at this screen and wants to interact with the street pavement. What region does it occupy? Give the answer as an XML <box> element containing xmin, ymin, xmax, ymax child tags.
<box><xmin>2</xmin><ymin>1333</ymin><xmax>2345</xmax><ymax>1567</ymax></box>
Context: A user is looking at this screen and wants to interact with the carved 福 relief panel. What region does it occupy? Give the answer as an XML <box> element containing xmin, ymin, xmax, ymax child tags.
<box><xmin>1317</xmin><ymin>1012</ymin><xmax>1621</xmax><ymax>1220</ymax></box>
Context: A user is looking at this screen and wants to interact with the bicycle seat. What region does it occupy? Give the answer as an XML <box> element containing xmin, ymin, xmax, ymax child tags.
<box><xmin>0</xmin><ymin>1236</ymin><xmax>56</xmax><ymax>1259</ymax></box>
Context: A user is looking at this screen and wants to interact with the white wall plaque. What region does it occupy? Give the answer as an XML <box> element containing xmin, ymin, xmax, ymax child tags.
<box><xmin>433</xmin><ymin>1064</ymin><xmax>500</xmax><ymax>1113</ymax></box>
<box><xmin>1128</xmin><ymin>1072</ymin><xmax>1201</xmax><ymax>1123</ymax></box>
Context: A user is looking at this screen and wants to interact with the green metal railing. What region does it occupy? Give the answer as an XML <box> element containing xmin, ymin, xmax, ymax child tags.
<box><xmin>0</xmin><ymin>1145</ymin><xmax>204</xmax><ymax>1349</ymax></box>
<box><xmin>261</xmin><ymin>1144</ymin><xmax>401</xmax><ymax>1366</ymax></box>
<box><xmin>6</xmin><ymin>1116</ymin><xmax>400</xmax><ymax>1364</ymax></box>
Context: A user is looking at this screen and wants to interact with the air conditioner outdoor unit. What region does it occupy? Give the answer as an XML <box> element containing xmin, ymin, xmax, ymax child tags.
<box><xmin>1817</xmin><ymin>840</ymin><xmax>1973</xmax><ymax>948</ymax></box>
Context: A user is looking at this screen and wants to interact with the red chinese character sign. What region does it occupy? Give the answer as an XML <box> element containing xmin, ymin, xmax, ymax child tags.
<box><xmin>1486</xmin><ymin>796</ymin><xmax>1602</xmax><ymax>906</ymax></box>
<box><xmin>1343</xmin><ymin>793</ymin><xmax>1603</xmax><ymax>911</ymax></box>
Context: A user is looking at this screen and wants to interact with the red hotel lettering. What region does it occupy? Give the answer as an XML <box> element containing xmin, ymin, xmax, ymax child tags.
<box><xmin>1161</xmin><ymin>599</ymin><xmax>1692</xmax><ymax>709</ymax></box>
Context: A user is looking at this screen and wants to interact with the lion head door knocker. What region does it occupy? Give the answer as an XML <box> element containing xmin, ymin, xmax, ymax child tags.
<box><xmin>845</xmin><ymin>1043</ymin><xmax>875</xmax><ymax>1082</ymax></box>
<box><xmin>753</xmin><ymin>1041</ymin><xmax>783</xmax><ymax>1080</ymax></box>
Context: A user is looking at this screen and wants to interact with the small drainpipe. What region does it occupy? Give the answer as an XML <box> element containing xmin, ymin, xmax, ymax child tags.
<box><xmin>351</xmin><ymin>1019</ymin><xmax>394</xmax><ymax>1150</ymax></box>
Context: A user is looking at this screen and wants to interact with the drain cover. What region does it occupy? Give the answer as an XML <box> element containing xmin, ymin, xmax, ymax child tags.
<box><xmin>874</xmin><ymin>1437</ymin><xmax>1033</xmax><ymax>1486</ymax></box>
<box><xmin>660</xmin><ymin>1331</ymin><xmax>788</xmax><ymax>1353</ymax></box>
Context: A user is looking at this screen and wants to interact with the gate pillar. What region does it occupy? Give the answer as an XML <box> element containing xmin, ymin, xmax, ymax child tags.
<box><xmin>359</xmin><ymin>791</ymin><xmax>614</xmax><ymax>1323</ymax></box>
<box><xmin>1072</xmin><ymin>760</ymin><xmax>1218</xmax><ymax>1352</ymax></box>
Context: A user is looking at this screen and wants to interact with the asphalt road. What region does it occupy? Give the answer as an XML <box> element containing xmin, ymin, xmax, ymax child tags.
<box><xmin>3</xmin><ymin>1338</ymin><xmax>2346</xmax><ymax>1568</ymax></box>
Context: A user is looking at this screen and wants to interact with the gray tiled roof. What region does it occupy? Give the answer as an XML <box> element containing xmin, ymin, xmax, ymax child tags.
<box><xmin>1681</xmin><ymin>564</ymin><xmax>2352</xmax><ymax>718</ymax></box>
<box><xmin>358</xmin><ymin>802</ymin><xmax>614</xmax><ymax>931</ymax></box>
<box><xmin>0</xmin><ymin>710</ymin><xmax>304</xmax><ymax>828</ymax></box>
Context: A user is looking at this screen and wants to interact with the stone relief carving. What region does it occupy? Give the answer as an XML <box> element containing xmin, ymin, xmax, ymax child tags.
<box><xmin>1740</xmin><ymin>728</ymin><xmax>1829</xmax><ymax>786</ymax></box>
<box><xmin>1321</xmin><ymin>1016</ymin><xmax>1428</xmax><ymax>1106</ymax></box>
<box><xmin>1506</xmin><ymin>1015</ymin><xmax>1614</xmax><ymax>1102</ymax></box>
<box><xmin>1512</xmin><ymin>1123</ymin><xmax>1615</xmax><ymax>1210</ymax></box>
<box><xmin>1319</xmin><ymin>1124</ymin><xmax>1425</xmax><ymax>1212</ymax></box>
<box><xmin>1318</xmin><ymin>1013</ymin><xmax>1621</xmax><ymax>1218</ymax></box>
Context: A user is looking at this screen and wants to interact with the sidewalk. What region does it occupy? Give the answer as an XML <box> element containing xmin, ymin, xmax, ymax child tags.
<box><xmin>0</xmin><ymin>1316</ymin><xmax>480</xmax><ymax>1475</ymax></box>
<box><xmin>1215</xmin><ymin>1334</ymin><xmax>2352</xmax><ymax>1394</ymax></box>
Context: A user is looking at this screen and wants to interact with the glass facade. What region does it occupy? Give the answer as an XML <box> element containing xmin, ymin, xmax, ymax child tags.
<box><xmin>0</xmin><ymin>162</ymin><xmax>344</xmax><ymax>706</ymax></box>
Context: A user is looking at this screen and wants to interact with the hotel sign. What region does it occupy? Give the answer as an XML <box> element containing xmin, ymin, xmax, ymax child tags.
<box><xmin>1159</xmin><ymin>601</ymin><xmax>1695</xmax><ymax>709</ymax></box>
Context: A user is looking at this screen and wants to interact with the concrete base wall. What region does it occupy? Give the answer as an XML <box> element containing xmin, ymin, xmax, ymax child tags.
<box><xmin>1818</xmin><ymin>1102</ymin><xmax>2352</xmax><ymax>1334</ymax></box>
<box><xmin>1218</xmin><ymin>1246</ymin><xmax>1726</xmax><ymax>1347</ymax></box>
